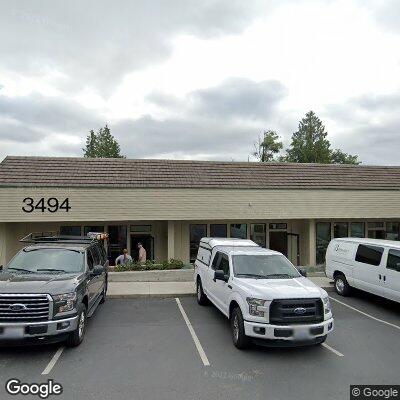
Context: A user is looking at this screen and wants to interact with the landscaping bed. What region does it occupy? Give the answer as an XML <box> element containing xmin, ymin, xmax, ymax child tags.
<box><xmin>113</xmin><ymin>258</ymin><xmax>184</xmax><ymax>272</ymax></box>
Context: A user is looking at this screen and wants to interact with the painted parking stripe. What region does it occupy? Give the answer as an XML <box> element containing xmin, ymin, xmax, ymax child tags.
<box><xmin>329</xmin><ymin>296</ymin><xmax>400</xmax><ymax>331</ymax></box>
<box><xmin>322</xmin><ymin>343</ymin><xmax>344</xmax><ymax>357</ymax></box>
<box><xmin>175</xmin><ymin>298</ymin><xmax>210</xmax><ymax>367</ymax></box>
<box><xmin>41</xmin><ymin>346</ymin><xmax>65</xmax><ymax>375</ymax></box>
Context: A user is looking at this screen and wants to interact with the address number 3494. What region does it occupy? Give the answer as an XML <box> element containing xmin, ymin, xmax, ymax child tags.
<box><xmin>22</xmin><ymin>197</ymin><xmax>71</xmax><ymax>213</ymax></box>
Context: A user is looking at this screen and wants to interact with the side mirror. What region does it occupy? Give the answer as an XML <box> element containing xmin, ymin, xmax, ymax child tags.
<box><xmin>214</xmin><ymin>270</ymin><xmax>228</xmax><ymax>282</ymax></box>
<box><xmin>92</xmin><ymin>265</ymin><xmax>105</xmax><ymax>276</ymax></box>
<box><xmin>298</xmin><ymin>268</ymin><xmax>307</xmax><ymax>277</ymax></box>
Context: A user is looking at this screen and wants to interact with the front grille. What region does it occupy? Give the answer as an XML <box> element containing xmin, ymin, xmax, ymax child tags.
<box><xmin>269</xmin><ymin>298</ymin><xmax>324</xmax><ymax>325</ymax></box>
<box><xmin>0</xmin><ymin>294</ymin><xmax>50</xmax><ymax>322</ymax></box>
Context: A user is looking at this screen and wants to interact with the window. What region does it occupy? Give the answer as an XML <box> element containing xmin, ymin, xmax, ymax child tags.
<box><xmin>211</xmin><ymin>252</ymin><xmax>222</xmax><ymax>270</ymax></box>
<box><xmin>316</xmin><ymin>222</ymin><xmax>331</xmax><ymax>265</ymax></box>
<box><xmin>87</xmin><ymin>250</ymin><xmax>94</xmax><ymax>270</ymax></box>
<box><xmin>60</xmin><ymin>226</ymin><xmax>81</xmax><ymax>236</ymax></box>
<box><xmin>355</xmin><ymin>244</ymin><xmax>384</xmax><ymax>266</ymax></box>
<box><xmin>230</xmin><ymin>224</ymin><xmax>247</xmax><ymax>239</ymax></box>
<box><xmin>386</xmin><ymin>222</ymin><xmax>400</xmax><ymax>241</ymax></box>
<box><xmin>387</xmin><ymin>249</ymin><xmax>400</xmax><ymax>272</ymax></box>
<box><xmin>269</xmin><ymin>223</ymin><xmax>287</xmax><ymax>230</ymax></box>
<box><xmin>250</xmin><ymin>224</ymin><xmax>266</xmax><ymax>247</ymax></box>
<box><xmin>84</xmin><ymin>226</ymin><xmax>104</xmax><ymax>236</ymax></box>
<box><xmin>190</xmin><ymin>224</ymin><xmax>207</xmax><ymax>262</ymax></box>
<box><xmin>90</xmin><ymin>247</ymin><xmax>100</xmax><ymax>266</ymax></box>
<box><xmin>350</xmin><ymin>222</ymin><xmax>365</xmax><ymax>238</ymax></box>
<box><xmin>367</xmin><ymin>222</ymin><xmax>385</xmax><ymax>239</ymax></box>
<box><xmin>334</xmin><ymin>222</ymin><xmax>348</xmax><ymax>238</ymax></box>
<box><xmin>210</xmin><ymin>224</ymin><xmax>227</xmax><ymax>238</ymax></box>
<box><xmin>211</xmin><ymin>252</ymin><xmax>230</xmax><ymax>276</ymax></box>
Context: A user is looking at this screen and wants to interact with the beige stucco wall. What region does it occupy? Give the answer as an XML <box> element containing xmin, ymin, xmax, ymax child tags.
<box><xmin>1</xmin><ymin>187</ymin><xmax>400</xmax><ymax>222</ymax></box>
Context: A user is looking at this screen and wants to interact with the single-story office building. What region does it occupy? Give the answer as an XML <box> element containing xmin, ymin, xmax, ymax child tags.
<box><xmin>0</xmin><ymin>156</ymin><xmax>399</xmax><ymax>267</ymax></box>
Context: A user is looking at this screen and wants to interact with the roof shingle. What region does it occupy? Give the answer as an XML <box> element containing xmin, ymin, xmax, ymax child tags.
<box><xmin>0</xmin><ymin>156</ymin><xmax>399</xmax><ymax>190</ymax></box>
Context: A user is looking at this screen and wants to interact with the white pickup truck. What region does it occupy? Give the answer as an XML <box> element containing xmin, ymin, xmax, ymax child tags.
<box><xmin>194</xmin><ymin>238</ymin><xmax>334</xmax><ymax>349</ymax></box>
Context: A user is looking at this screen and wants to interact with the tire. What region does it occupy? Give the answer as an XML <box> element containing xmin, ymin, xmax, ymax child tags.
<box><xmin>196</xmin><ymin>279</ymin><xmax>209</xmax><ymax>306</ymax></box>
<box><xmin>334</xmin><ymin>273</ymin><xmax>351</xmax><ymax>296</ymax></box>
<box><xmin>231</xmin><ymin>307</ymin><xmax>250</xmax><ymax>349</ymax></box>
<box><xmin>66</xmin><ymin>303</ymin><xmax>87</xmax><ymax>347</ymax></box>
<box><xmin>100</xmin><ymin>279</ymin><xmax>107</xmax><ymax>304</ymax></box>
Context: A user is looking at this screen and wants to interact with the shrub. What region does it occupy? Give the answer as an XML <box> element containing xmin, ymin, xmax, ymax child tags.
<box><xmin>113</xmin><ymin>258</ymin><xmax>183</xmax><ymax>272</ymax></box>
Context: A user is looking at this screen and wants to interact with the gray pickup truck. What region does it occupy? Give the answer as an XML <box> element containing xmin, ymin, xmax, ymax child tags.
<box><xmin>0</xmin><ymin>233</ymin><xmax>108</xmax><ymax>346</ymax></box>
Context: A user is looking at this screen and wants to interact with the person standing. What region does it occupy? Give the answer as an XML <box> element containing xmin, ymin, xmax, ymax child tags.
<box><xmin>137</xmin><ymin>242</ymin><xmax>147</xmax><ymax>263</ymax></box>
<box><xmin>115</xmin><ymin>249</ymin><xmax>132</xmax><ymax>266</ymax></box>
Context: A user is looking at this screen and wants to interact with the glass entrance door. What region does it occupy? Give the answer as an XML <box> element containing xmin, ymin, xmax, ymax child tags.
<box><xmin>269</xmin><ymin>231</ymin><xmax>288</xmax><ymax>257</ymax></box>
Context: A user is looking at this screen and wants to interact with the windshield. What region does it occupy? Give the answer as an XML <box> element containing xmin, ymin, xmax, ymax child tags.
<box><xmin>6</xmin><ymin>248</ymin><xmax>85</xmax><ymax>274</ymax></box>
<box><xmin>232</xmin><ymin>254</ymin><xmax>301</xmax><ymax>279</ymax></box>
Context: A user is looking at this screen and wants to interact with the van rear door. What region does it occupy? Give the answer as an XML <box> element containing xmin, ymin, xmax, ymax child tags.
<box><xmin>353</xmin><ymin>243</ymin><xmax>385</xmax><ymax>296</ymax></box>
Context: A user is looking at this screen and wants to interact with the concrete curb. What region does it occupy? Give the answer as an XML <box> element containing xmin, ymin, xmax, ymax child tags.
<box><xmin>109</xmin><ymin>269</ymin><xmax>194</xmax><ymax>282</ymax></box>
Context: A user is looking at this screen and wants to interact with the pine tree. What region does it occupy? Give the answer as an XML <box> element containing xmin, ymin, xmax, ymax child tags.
<box><xmin>82</xmin><ymin>130</ymin><xmax>98</xmax><ymax>158</ymax></box>
<box><xmin>82</xmin><ymin>125</ymin><xmax>125</xmax><ymax>158</ymax></box>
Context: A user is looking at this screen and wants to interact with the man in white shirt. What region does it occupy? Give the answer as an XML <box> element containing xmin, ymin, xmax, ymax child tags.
<box><xmin>115</xmin><ymin>249</ymin><xmax>132</xmax><ymax>266</ymax></box>
<box><xmin>137</xmin><ymin>242</ymin><xmax>147</xmax><ymax>263</ymax></box>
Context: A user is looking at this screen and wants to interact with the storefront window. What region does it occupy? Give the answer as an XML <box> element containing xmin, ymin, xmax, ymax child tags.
<box><xmin>386</xmin><ymin>222</ymin><xmax>399</xmax><ymax>241</ymax></box>
<box><xmin>230</xmin><ymin>224</ymin><xmax>247</xmax><ymax>239</ymax></box>
<box><xmin>84</xmin><ymin>226</ymin><xmax>104</xmax><ymax>236</ymax></box>
<box><xmin>190</xmin><ymin>224</ymin><xmax>207</xmax><ymax>262</ymax></box>
<box><xmin>60</xmin><ymin>226</ymin><xmax>81</xmax><ymax>236</ymax></box>
<box><xmin>333</xmin><ymin>222</ymin><xmax>348</xmax><ymax>238</ymax></box>
<box><xmin>316</xmin><ymin>222</ymin><xmax>331</xmax><ymax>265</ymax></box>
<box><xmin>367</xmin><ymin>222</ymin><xmax>385</xmax><ymax>239</ymax></box>
<box><xmin>210</xmin><ymin>224</ymin><xmax>227</xmax><ymax>238</ymax></box>
<box><xmin>350</xmin><ymin>222</ymin><xmax>365</xmax><ymax>238</ymax></box>
<box><xmin>108</xmin><ymin>225</ymin><xmax>127</xmax><ymax>265</ymax></box>
<box><xmin>250</xmin><ymin>224</ymin><xmax>266</xmax><ymax>247</ymax></box>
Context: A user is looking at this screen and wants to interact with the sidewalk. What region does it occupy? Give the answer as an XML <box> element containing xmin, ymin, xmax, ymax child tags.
<box><xmin>107</xmin><ymin>276</ymin><xmax>334</xmax><ymax>299</ymax></box>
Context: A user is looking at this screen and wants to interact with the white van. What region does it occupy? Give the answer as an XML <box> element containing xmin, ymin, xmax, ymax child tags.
<box><xmin>326</xmin><ymin>238</ymin><xmax>400</xmax><ymax>303</ymax></box>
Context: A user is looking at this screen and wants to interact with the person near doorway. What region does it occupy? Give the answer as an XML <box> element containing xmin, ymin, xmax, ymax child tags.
<box><xmin>115</xmin><ymin>249</ymin><xmax>132</xmax><ymax>266</ymax></box>
<box><xmin>137</xmin><ymin>242</ymin><xmax>147</xmax><ymax>263</ymax></box>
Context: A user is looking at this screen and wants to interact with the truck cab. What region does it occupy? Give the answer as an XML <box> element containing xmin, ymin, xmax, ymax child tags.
<box><xmin>194</xmin><ymin>238</ymin><xmax>334</xmax><ymax>349</ymax></box>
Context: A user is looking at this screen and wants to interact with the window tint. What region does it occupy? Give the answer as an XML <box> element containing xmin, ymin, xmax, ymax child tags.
<box><xmin>220</xmin><ymin>254</ymin><xmax>230</xmax><ymax>276</ymax></box>
<box><xmin>211</xmin><ymin>252</ymin><xmax>221</xmax><ymax>270</ymax></box>
<box><xmin>92</xmin><ymin>245</ymin><xmax>103</xmax><ymax>264</ymax></box>
<box><xmin>210</xmin><ymin>224</ymin><xmax>227</xmax><ymax>238</ymax></box>
<box><xmin>387</xmin><ymin>249</ymin><xmax>400</xmax><ymax>272</ymax></box>
<box><xmin>190</xmin><ymin>224</ymin><xmax>207</xmax><ymax>262</ymax></box>
<box><xmin>333</xmin><ymin>222</ymin><xmax>348</xmax><ymax>238</ymax></box>
<box><xmin>87</xmin><ymin>250</ymin><xmax>94</xmax><ymax>270</ymax></box>
<box><xmin>355</xmin><ymin>244</ymin><xmax>384</xmax><ymax>266</ymax></box>
<box><xmin>350</xmin><ymin>222</ymin><xmax>365</xmax><ymax>238</ymax></box>
<box><xmin>60</xmin><ymin>226</ymin><xmax>81</xmax><ymax>236</ymax></box>
<box><xmin>316</xmin><ymin>222</ymin><xmax>331</xmax><ymax>265</ymax></box>
<box><xmin>230</xmin><ymin>224</ymin><xmax>247</xmax><ymax>239</ymax></box>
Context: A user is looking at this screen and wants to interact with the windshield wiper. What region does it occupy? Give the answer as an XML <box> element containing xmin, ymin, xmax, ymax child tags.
<box><xmin>236</xmin><ymin>273</ymin><xmax>266</xmax><ymax>279</ymax></box>
<box><xmin>36</xmin><ymin>268</ymin><xmax>67</xmax><ymax>273</ymax></box>
<box><xmin>264</xmin><ymin>273</ymin><xmax>293</xmax><ymax>279</ymax></box>
<box><xmin>7</xmin><ymin>267</ymin><xmax>35</xmax><ymax>273</ymax></box>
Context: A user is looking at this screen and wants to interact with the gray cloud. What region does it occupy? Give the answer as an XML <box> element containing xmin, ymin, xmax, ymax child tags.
<box><xmin>0</xmin><ymin>0</ymin><xmax>265</xmax><ymax>95</ymax></box>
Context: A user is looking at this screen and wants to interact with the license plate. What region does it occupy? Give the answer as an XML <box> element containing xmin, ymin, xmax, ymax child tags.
<box><xmin>2</xmin><ymin>327</ymin><xmax>25</xmax><ymax>339</ymax></box>
<box><xmin>294</xmin><ymin>328</ymin><xmax>310</xmax><ymax>341</ymax></box>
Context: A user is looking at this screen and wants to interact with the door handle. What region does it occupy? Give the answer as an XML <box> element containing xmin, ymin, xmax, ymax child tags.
<box><xmin>383</xmin><ymin>275</ymin><xmax>386</xmax><ymax>282</ymax></box>
<box><xmin>228</xmin><ymin>285</ymin><xmax>232</xmax><ymax>289</ymax></box>
<box><xmin>379</xmin><ymin>274</ymin><xmax>382</xmax><ymax>280</ymax></box>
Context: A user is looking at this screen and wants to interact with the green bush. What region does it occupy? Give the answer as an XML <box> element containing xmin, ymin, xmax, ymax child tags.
<box><xmin>114</xmin><ymin>258</ymin><xmax>183</xmax><ymax>272</ymax></box>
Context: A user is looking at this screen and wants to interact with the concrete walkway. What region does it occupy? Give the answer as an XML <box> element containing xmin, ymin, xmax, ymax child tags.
<box><xmin>107</xmin><ymin>277</ymin><xmax>334</xmax><ymax>298</ymax></box>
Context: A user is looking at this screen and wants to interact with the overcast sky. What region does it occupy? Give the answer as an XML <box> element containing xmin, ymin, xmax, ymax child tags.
<box><xmin>0</xmin><ymin>0</ymin><xmax>399</xmax><ymax>164</ymax></box>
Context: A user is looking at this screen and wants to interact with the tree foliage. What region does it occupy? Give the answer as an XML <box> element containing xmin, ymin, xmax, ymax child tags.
<box><xmin>83</xmin><ymin>125</ymin><xmax>125</xmax><ymax>158</ymax></box>
<box><xmin>253</xmin><ymin>130</ymin><xmax>283</xmax><ymax>162</ymax></box>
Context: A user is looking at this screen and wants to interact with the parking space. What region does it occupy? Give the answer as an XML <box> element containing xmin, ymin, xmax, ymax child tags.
<box><xmin>0</xmin><ymin>294</ymin><xmax>399</xmax><ymax>400</ymax></box>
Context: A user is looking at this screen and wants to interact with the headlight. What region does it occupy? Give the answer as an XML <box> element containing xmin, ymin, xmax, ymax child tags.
<box><xmin>246</xmin><ymin>298</ymin><xmax>266</xmax><ymax>317</ymax></box>
<box><xmin>322</xmin><ymin>296</ymin><xmax>331</xmax><ymax>314</ymax></box>
<box><xmin>52</xmin><ymin>292</ymin><xmax>77</xmax><ymax>315</ymax></box>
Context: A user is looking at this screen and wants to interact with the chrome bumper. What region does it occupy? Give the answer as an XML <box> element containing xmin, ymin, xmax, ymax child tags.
<box><xmin>0</xmin><ymin>315</ymin><xmax>79</xmax><ymax>340</ymax></box>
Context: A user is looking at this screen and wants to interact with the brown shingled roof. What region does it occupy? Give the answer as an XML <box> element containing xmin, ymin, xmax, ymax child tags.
<box><xmin>0</xmin><ymin>156</ymin><xmax>399</xmax><ymax>190</ymax></box>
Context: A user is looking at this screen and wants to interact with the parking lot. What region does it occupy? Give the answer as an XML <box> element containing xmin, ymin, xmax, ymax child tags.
<box><xmin>0</xmin><ymin>290</ymin><xmax>399</xmax><ymax>400</ymax></box>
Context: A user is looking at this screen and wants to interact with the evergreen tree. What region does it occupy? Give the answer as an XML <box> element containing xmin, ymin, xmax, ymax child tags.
<box><xmin>82</xmin><ymin>125</ymin><xmax>125</xmax><ymax>158</ymax></box>
<box><xmin>82</xmin><ymin>130</ymin><xmax>98</xmax><ymax>158</ymax></box>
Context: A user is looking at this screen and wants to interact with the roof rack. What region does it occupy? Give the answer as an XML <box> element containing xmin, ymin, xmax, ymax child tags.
<box><xmin>20</xmin><ymin>232</ymin><xmax>108</xmax><ymax>244</ymax></box>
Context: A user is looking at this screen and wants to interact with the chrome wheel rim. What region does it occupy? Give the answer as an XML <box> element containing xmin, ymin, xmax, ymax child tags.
<box><xmin>78</xmin><ymin>312</ymin><xmax>85</xmax><ymax>339</ymax></box>
<box><xmin>336</xmin><ymin>278</ymin><xmax>344</xmax><ymax>293</ymax></box>
<box><xmin>232</xmin><ymin>315</ymin><xmax>239</xmax><ymax>342</ymax></box>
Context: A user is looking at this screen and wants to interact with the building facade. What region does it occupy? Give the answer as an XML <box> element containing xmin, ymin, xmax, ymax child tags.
<box><xmin>0</xmin><ymin>156</ymin><xmax>400</xmax><ymax>267</ymax></box>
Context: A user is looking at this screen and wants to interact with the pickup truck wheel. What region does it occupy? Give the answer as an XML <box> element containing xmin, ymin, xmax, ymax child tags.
<box><xmin>231</xmin><ymin>307</ymin><xmax>250</xmax><ymax>349</ymax></box>
<box><xmin>334</xmin><ymin>274</ymin><xmax>351</xmax><ymax>296</ymax></box>
<box><xmin>196</xmin><ymin>279</ymin><xmax>209</xmax><ymax>306</ymax></box>
<box><xmin>100</xmin><ymin>280</ymin><xmax>107</xmax><ymax>304</ymax></box>
<box><xmin>66</xmin><ymin>303</ymin><xmax>87</xmax><ymax>347</ymax></box>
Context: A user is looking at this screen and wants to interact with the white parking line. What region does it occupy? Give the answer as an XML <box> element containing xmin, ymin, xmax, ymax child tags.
<box><xmin>322</xmin><ymin>343</ymin><xmax>344</xmax><ymax>357</ymax></box>
<box><xmin>329</xmin><ymin>296</ymin><xmax>400</xmax><ymax>331</ymax></box>
<box><xmin>175</xmin><ymin>298</ymin><xmax>210</xmax><ymax>367</ymax></box>
<box><xmin>41</xmin><ymin>346</ymin><xmax>65</xmax><ymax>375</ymax></box>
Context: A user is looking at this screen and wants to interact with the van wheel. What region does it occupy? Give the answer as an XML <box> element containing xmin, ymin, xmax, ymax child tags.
<box><xmin>196</xmin><ymin>279</ymin><xmax>209</xmax><ymax>306</ymax></box>
<box><xmin>231</xmin><ymin>307</ymin><xmax>250</xmax><ymax>349</ymax></box>
<box><xmin>334</xmin><ymin>274</ymin><xmax>351</xmax><ymax>296</ymax></box>
<box><xmin>66</xmin><ymin>303</ymin><xmax>87</xmax><ymax>347</ymax></box>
